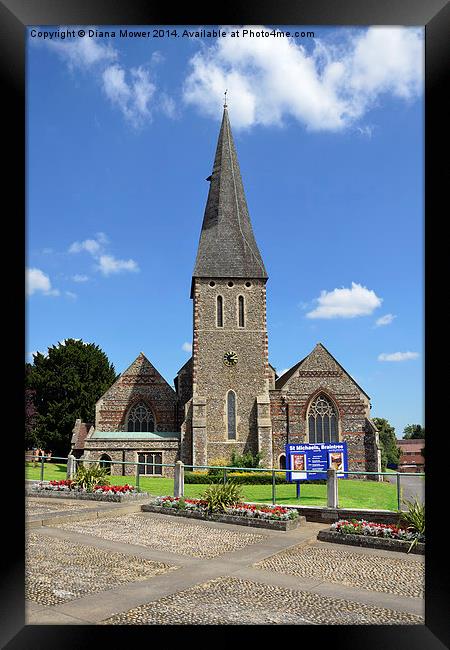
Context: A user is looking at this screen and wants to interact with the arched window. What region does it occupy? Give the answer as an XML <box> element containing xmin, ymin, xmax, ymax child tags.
<box><xmin>279</xmin><ymin>454</ymin><xmax>286</xmax><ymax>470</ymax></box>
<box><xmin>217</xmin><ymin>296</ymin><xmax>223</xmax><ymax>327</ymax></box>
<box><xmin>238</xmin><ymin>295</ymin><xmax>245</xmax><ymax>327</ymax></box>
<box><xmin>127</xmin><ymin>402</ymin><xmax>155</xmax><ymax>432</ymax></box>
<box><xmin>227</xmin><ymin>391</ymin><xmax>236</xmax><ymax>439</ymax></box>
<box><xmin>99</xmin><ymin>454</ymin><xmax>112</xmax><ymax>474</ymax></box>
<box><xmin>307</xmin><ymin>394</ymin><xmax>339</xmax><ymax>443</ymax></box>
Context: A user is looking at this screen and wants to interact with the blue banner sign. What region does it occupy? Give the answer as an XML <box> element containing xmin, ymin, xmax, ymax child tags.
<box><xmin>285</xmin><ymin>442</ymin><xmax>348</xmax><ymax>481</ymax></box>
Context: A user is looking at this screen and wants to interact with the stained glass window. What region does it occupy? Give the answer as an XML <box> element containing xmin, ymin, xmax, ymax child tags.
<box><xmin>127</xmin><ymin>403</ymin><xmax>155</xmax><ymax>432</ymax></box>
<box><xmin>227</xmin><ymin>391</ymin><xmax>236</xmax><ymax>439</ymax></box>
<box><xmin>308</xmin><ymin>394</ymin><xmax>339</xmax><ymax>443</ymax></box>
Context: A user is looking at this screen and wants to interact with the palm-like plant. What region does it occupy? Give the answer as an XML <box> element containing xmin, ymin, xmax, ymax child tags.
<box><xmin>74</xmin><ymin>463</ymin><xmax>110</xmax><ymax>492</ymax></box>
<box><xmin>400</xmin><ymin>496</ymin><xmax>425</xmax><ymax>552</ymax></box>
<box><xmin>201</xmin><ymin>481</ymin><xmax>243</xmax><ymax>513</ymax></box>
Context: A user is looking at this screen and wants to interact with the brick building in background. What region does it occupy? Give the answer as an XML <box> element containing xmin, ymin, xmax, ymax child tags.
<box><xmin>72</xmin><ymin>105</ymin><xmax>381</xmax><ymax>478</ymax></box>
<box><xmin>396</xmin><ymin>439</ymin><xmax>425</xmax><ymax>473</ymax></box>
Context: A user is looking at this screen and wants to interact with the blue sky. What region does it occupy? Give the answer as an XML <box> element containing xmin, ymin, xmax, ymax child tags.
<box><xmin>26</xmin><ymin>25</ymin><xmax>424</xmax><ymax>438</ymax></box>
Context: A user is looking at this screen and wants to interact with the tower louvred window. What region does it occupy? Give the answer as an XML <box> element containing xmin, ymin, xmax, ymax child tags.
<box><xmin>238</xmin><ymin>295</ymin><xmax>245</xmax><ymax>327</ymax></box>
<box><xmin>127</xmin><ymin>403</ymin><xmax>155</xmax><ymax>432</ymax></box>
<box><xmin>217</xmin><ymin>295</ymin><xmax>223</xmax><ymax>327</ymax></box>
<box><xmin>308</xmin><ymin>394</ymin><xmax>339</xmax><ymax>443</ymax></box>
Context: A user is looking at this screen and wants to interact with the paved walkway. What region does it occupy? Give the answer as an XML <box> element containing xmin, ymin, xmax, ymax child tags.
<box><xmin>26</xmin><ymin>497</ymin><xmax>424</xmax><ymax>626</ymax></box>
<box><xmin>385</xmin><ymin>473</ymin><xmax>425</xmax><ymax>507</ymax></box>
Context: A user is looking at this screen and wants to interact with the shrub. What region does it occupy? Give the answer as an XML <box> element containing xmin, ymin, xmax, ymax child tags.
<box><xmin>230</xmin><ymin>450</ymin><xmax>264</xmax><ymax>469</ymax></box>
<box><xmin>206</xmin><ymin>457</ymin><xmax>229</xmax><ymax>477</ymax></box>
<box><xmin>184</xmin><ymin>470</ymin><xmax>326</xmax><ymax>485</ymax></box>
<box><xmin>228</xmin><ymin>471</ymin><xmax>287</xmax><ymax>484</ymax></box>
<box><xmin>74</xmin><ymin>463</ymin><xmax>110</xmax><ymax>492</ymax></box>
<box><xmin>185</xmin><ymin>472</ymin><xmax>217</xmax><ymax>484</ymax></box>
<box><xmin>400</xmin><ymin>497</ymin><xmax>425</xmax><ymax>551</ymax></box>
<box><xmin>200</xmin><ymin>481</ymin><xmax>243</xmax><ymax>513</ymax></box>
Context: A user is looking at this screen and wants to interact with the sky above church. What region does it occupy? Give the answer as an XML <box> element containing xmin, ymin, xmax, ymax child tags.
<box><xmin>26</xmin><ymin>25</ymin><xmax>424</xmax><ymax>438</ymax></box>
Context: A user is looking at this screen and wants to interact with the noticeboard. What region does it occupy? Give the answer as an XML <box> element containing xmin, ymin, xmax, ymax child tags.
<box><xmin>285</xmin><ymin>442</ymin><xmax>348</xmax><ymax>481</ymax></box>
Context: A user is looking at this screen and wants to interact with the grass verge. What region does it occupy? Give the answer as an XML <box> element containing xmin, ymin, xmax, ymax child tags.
<box><xmin>26</xmin><ymin>463</ymin><xmax>398</xmax><ymax>510</ymax></box>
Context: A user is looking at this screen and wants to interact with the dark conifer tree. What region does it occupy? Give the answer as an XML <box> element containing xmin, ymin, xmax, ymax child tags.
<box><xmin>25</xmin><ymin>339</ymin><xmax>117</xmax><ymax>456</ymax></box>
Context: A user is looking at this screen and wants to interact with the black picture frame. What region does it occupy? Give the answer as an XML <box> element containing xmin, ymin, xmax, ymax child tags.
<box><xmin>3</xmin><ymin>0</ymin><xmax>447</xmax><ymax>646</ymax></box>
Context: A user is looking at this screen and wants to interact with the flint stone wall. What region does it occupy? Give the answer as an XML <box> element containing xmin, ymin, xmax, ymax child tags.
<box><xmin>82</xmin><ymin>440</ymin><xmax>179</xmax><ymax>477</ymax></box>
<box><xmin>271</xmin><ymin>344</ymin><xmax>380</xmax><ymax>475</ymax></box>
<box><xmin>191</xmin><ymin>278</ymin><xmax>271</xmax><ymax>466</ymax></box>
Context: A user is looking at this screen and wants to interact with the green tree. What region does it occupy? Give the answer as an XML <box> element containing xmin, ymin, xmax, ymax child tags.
<box><xmin>403</xmin><ymin>424</ymin><xmax>425</xmax><ymax>439</ymax></box>
<box><xmin>372</xmin><ymin>417</ymin><xmax>401</xmax><ymax>471</ymax></box>
<box><xmin>25</xmin><ymin>339</ymin><xmax>117</xmax><ymax>456</ymax></box>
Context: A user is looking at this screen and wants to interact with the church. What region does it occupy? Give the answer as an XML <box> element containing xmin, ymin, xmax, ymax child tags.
<box><xmin>71</xmin><ymin>105</ymin><xmax>381</xmax><ymax>478</ymax></box>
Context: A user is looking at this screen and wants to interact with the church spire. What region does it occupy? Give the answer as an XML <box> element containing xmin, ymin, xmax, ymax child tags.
<box><xmin>192</xmin><ymin>105</ymin><xmax>268</xmax><ymax>289</ymax></box>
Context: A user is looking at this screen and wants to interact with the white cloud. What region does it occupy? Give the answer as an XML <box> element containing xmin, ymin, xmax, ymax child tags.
<box><xmin>102</xmin><ymin>64</ymin><xmax>156</xmax><ymax>127</ymax></box>
<box><xmin>375</xmin><ymin>313</ymin><xmax>396</xmax><ymax>327</ymax></box>
<box><xmin>26</xmin><ymin>268</ymin><xmax>60</xmax><ymax>297</ymax></box>
<box><xmin>97</xmin><ymin>254</ymin><xmax>139</xmax><ymax>276</ymax></box>
<box><xmin>69</xmin><ymin>237</ymin><xmax>103</xmax><ymax>255</ymax></box>
<box><xmin>183</xmin><ymin>26</ymin><xmax>423</xmax><ymax>131</ymax></box>
<box><xmin>39</xmin><ymin>29</ymin><xmax>169</xmax><ymax>127</ymax></box>
<box><xmin>69</xmin><ymin>233</ymin><xmax>108</xmax><ymax>255</ymax></box>
<box><xmin>68</xmin><ymin>232</ymin><xmax>138</xmax><ymax>278</ymax></box>
<box><xmin>182</xmin><ymin>342</ymin><xmax>192</xmax><ymax>353</ymax></box>
<box><xmin>43</xmin><ymin>27</ymin><xmax>118</xmax><ymax>70</ymax></box>
<box><xmin>378</xmin><ymin>351</ymin><xmax>419</xmax><ymax>362</ymax></box>
<box><xmin>356</xmin><ymin>125</ymin><xmax>374</xmax><ymax>138</ymax></box>
<box><xmin>65</xmin><ymin>291</ymin><xmax>77</xmax><ymax>300</ymax></box>
<box><xmin>159</xmin><ymin>92</ymin><xmax>177</xmax><ymax>119</ymax></box>
<box><xmin>306</xmin><ymin>282</ymin><xmax>382</xmax><ymax>319</ymax></box>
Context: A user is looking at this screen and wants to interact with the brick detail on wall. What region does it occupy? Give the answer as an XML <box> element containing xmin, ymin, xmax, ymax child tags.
<box><xmin>95</xmin><ymin>353</ymin><xmax>178</xmax><ymax>433</ymax></box>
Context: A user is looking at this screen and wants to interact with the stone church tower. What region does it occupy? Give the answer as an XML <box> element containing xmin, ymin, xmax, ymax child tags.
<box><xmin>185</xmin><ymin>105</ymin><xmax>273</xmax><ymax>468</ymax></box>
<box><xmin>73</xmin><ymin>104</ymin><xmax>380</xmax><ymax>478</ymax></box>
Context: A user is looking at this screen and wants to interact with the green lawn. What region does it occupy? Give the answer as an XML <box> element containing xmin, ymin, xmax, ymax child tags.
<box><xmin>26</xmin><ymin>462</ymin><xmax>398</xmax><ymax>510</ymax></box>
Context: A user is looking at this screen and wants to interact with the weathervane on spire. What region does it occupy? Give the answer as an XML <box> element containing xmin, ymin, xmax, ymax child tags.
<box><xmin>223</xmin><ymin>89</ymin><xmax>228</xmax><ymax>108</ymax></box>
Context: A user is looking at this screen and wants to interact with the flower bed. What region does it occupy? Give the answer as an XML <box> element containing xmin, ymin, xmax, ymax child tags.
<box><xmin>28</xmin><ymin>481</ymin><xmax>149</xmax><ymax>503</ymax></box>
<box><xmin>142</xmin><ymin>496</ymin><xmax>301</xmax><ymax>531</ymax></box>
<box><xmin>317</xmin><ymin>519</ymin><xmax>425</xmax><ymax>554</ymax></box>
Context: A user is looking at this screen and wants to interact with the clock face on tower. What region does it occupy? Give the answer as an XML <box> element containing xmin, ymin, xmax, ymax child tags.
<box><xmin>223</xmin><ymin>351</ymin><xmax>238</xmax><ymax>367</ymax></box>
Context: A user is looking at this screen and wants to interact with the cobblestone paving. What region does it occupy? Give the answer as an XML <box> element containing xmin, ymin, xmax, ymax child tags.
<box><xmin>52</xmin><ymin>513</ymin><xmax>264</xmax><ymax>558</ymax></box>
<box><xmin>101</xmin><ymin>577</ymin><xmax>424</xmax><ymax>625</ymax></box>
<box><xmin>26</xmin><ymin>499</ymin><xmax>95</xmax><ymax>515</ymax></box>
<box><xmin>254</xmin><ymin>545</ymin><xmax>424</xmax><ymax>598</ymax></box>
<box><xmin>26</xmin><ymin>533</ymin><xmax>177</xmax><ymax>606</ymax></box>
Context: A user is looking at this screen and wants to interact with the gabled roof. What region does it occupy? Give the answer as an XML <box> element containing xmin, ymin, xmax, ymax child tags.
<box><xmin>71</xmin><ymin>420</ymin><xmax>94</xmax><ymax>450</ymax></box>
<box><xmin>275</xmin><ymin>343</ymin><xmax>371</xmax><ymax>400</ymax></box>
<box><xmin>97</xmin><ymin>352</ymin><xmax>176</xmax><ymax>403</ymax></box>
<box><xmin>176</xmin><ymin>356</ymin><xmax>193</xmax><ymax>376</ymax></box>
<box><xmin>274</xmin><ymin>355</ymin><xmax>308</xmax><ymax>389</ymax></box>
<box><xmin>191</xmin><ymin>106</ymin><xmax>267</xmax><ymax>294</ymax></box>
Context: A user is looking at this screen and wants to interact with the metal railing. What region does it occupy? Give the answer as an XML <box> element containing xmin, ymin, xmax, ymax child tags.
<box><xmin>25</xmin><ymin>455</ymin><xmax>424</xmax><ymax>511</ymax></box>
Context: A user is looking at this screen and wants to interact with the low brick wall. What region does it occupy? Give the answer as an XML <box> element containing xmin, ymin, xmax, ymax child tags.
<box><xmin>290</xmin><ymin>506</ymin><xmax>401</xmax><ymax>526</ymax></box>
<box><xmin>27</xmin><ymin>489</ymin><xmax>150</xmax><ymax>503</ymax></box>
<box><xmin>317</xmin><ymin>529</ymin><xmax>425</xmax><ymax>555</ymax></box>
<box><xmin>141</xmin><ymin>504</ymin><xmax>301</xmax><ymax>531</ymax></box>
